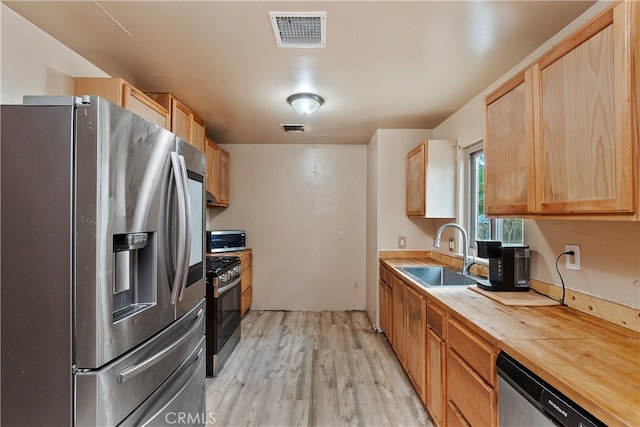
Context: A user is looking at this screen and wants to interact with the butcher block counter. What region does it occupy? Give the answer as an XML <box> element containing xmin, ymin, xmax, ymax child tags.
<box><xmin>381</xmin><ymin>257</ymin><xmax>640</xmax><ymax>427</ymax></box>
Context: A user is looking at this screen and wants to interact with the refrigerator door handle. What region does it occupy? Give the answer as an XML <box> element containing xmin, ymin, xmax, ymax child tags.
<box><xmin>117</xmin><ymin>308</ymin><xmax>204</xmax><ymax>383</ymax></box>
<box><xmin>169</xmin><ymin>152</ymin><xmax>188</xmax><ymax>305</ymax></box>
<box><xmin>177</xmin><ymin>155</ymin><xmax>191</xmax><ymax>301</ymax></box>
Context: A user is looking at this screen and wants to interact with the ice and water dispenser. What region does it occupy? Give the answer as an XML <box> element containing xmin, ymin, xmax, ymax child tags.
<box><xmin>112</xmin><ymin>232</ymin><xmax>156</xmax><ymax>321</ymax></box>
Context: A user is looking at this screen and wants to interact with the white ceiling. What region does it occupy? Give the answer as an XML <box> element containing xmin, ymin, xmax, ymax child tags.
<box><xmin>4</xmin><ymin>1</ymin><xmax>595</xmax><ymax>145</ymax></box>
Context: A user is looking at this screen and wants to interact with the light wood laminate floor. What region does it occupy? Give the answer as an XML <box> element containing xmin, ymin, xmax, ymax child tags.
<box><xmin>206</xmin><ymin>310</ymin><xmax>432</xmax><ymax>426</ymax></box>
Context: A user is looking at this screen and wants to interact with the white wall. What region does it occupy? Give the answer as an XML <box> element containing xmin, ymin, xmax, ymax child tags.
<box><xmin>433</xmin><ymin>1</ymin><xmax>640</xmax><ymax>309</ymax></box>
<box><xmin>376</xmin><ymin>129</ymin><xmax>435</xmax><ymax>250</ymax></box>
<box><xmin>366</xmin><ymin>133</ymin><xmax>379</xmax><ymax>323</ymax></box>
<box><xmin>208</xmin><ymin>144</ymin><xmax>367</xmax><ymax>311</ymax></box>
<box><xmin>365</xmin><ymin>129</ymin><xmax>437</xmax><ymax>325</ymax></box>
<box><xmin>1</xmin><ymin>4</ymin><xmax>108</xmax><ymax>103</ymax></box>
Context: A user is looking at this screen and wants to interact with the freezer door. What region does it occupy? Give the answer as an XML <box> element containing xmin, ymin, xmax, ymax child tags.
<box><xmin>75</xmin><ymin>299</ymin><xmax>205</xmax><ymax>426</ymax></box>
<box><xmin>75</xmin><ymin>98</ymin><xmax>184</xmax><ymax>368</ymax></box>
<box><xmin>119</xmin><ymin>337</ymin><xmax>207</xmax><ymax>427</ymax></box>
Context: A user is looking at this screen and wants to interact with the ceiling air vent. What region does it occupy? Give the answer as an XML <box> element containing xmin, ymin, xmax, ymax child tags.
<box><xmin>281</xmin><ymin>124</ymin><xmax>305</xmax><ymax>133</ymax></box>
<box><xmin>269</xmin><ymin>12</ymin><xmax>326</xmax><ymax>48</ymax></box>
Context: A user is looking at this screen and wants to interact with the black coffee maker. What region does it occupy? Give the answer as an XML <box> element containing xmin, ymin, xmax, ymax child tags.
<box><xmin>476</xmin><ymin>240</ymin><xmax>530</xmax><ymax>292</ymax></box>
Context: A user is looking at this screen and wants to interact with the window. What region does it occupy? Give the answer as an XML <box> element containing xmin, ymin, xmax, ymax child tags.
<box><xmin>468</xmin><ymin>143</ymin><xmax>523</xmax><ymax>249</ymax></box>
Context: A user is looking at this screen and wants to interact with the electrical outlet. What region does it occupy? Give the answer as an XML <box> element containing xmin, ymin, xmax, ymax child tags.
<box><xmin>338</xmin><ymin>231</ymin><xmax>344</xmax><ymax>240</ymax></box>
<box><xmin>449</xmin><ymin>237</ymin><xmax>455</xmax><ymax>252</ymax></box>
<box><xmin>398</xmin><ymin>236</ymin><xmax>406</xmax><ymax>249</ymax></box>
<box><xmin>565</xmin><ymin>244</ymin><xmax>581</xmax><ymax>271</ymax></box>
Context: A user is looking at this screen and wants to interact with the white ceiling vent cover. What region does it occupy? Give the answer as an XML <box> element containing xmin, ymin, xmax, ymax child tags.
<box><xmin>269</xmin><ymin>12</ymin><xmax>326</xmax><ymax>48</ymax></box>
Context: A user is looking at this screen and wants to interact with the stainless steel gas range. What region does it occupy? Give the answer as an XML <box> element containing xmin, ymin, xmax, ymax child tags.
<box><xmin>206</xmin><ymin>256</ymin><xmax>242</xmax><ymax>377</ymax></box>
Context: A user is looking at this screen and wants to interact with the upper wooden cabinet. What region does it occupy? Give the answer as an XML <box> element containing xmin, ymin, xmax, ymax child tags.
<box><xmin>485</xmin><ymin>2</ymin><xmax>639</xmax><ymax>219</ymax></box>
<box><xmin>485</xmin><ymin>70</ymin><xmax>536</xmax><ymax>216</ymax></box>
<box><xmin>191</xmin><ymin>116</ymin><xmax>206</xmax><ymax>154</ymax></box>
<box><xmin>147</xmin><ymin>93</ymin><xmax>205</xmax><ymax>152</ymax></box>
<box><xmin>218</xmin><ymin>149</ymin><xmax>230</xmax><ymax>205</ymax></box>
<box><xmin>406</xmin><ymin>139</ymin><xmax>457</xmax><ymax>218</ymax></box>
<box><xmin>536</xmin><ymin>3</ymin><xmax>635</xmax><ymax>214</ymax></box>
<box><xmin>74</xmin><ymin>78</ymin><xmax>169</xmax><ymax>129</ymax></box>
<box><xmin>205</xmin><ymin>138</ymin><xmax>230</xmax><ymax>207</ymax></box>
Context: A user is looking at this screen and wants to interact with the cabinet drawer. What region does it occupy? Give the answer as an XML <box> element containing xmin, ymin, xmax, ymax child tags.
<box><xmin>379</xmin><ymin>265</ymin><xmax>389</xmax><ymax>284</ymax></box>
<box><xmin>241</xmin><ymin>266</ymin><xmax>252</xmax><ymax>293</ymax></box>
<box><xmin>241</xmin><ymin>286</ymin><xmax>252</xmax><ymax>317</ymax></box>
<box><xmin>447</xmin><ymin>318</ymin><xmax>497</xmax><ymax>386</ymax></box>
<box><xmin>447</xmin><ymin>349</ymin><xmax>496</xmax><ymax>427</ymax></box>
<box><xmin>427</xmin><ymin>301</ymin><xmax>446</xmax><ymax>339</ymax></box>
<box><xmin>446</xmin><ymin>400</ymin><xmax>470</xmax><ymax>427</ymax></box>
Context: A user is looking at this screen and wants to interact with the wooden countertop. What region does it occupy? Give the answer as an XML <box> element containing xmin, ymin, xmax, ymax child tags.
<box><xmin>381</xmin><ymin>258</ymin><xmax>640</xmax><ymax>426</ymax></box>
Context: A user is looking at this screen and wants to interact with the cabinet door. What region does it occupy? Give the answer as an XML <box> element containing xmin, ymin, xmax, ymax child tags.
<box><xmin>74</xmin><ymin>77</ymin><xmax>124</xmax><ymax>105</ymax></box>
<box><xmin>205</xmin><ymin>138</ymin><xmax>220</xmax><ymax>201</ymax></box>
<box><xmin>171</xmin><ymin>99</ymin><xmax>193</xmax><ymax>143</ymax></box>
<box><xmin>536</xmin><ymin>4</ymin><xmax>634</xmax><ymax>214</ymax></box>
<box><xmin>447</xmin><ymin>349</ymin><xmax>497</xmax><ymax>427</ymax></box>
<box><xmin>241</xmin><ymin>287</ymin><xmax>252</xmax><ymax>317</ymax></box>
<box><xmin>406</xmin><ymin>140</ymin><xmax>456</xmax><ymax>218</ymax></box>
<box><xmin>405</xmin><ymin>286</ymin><xmax>427</xmax><ymax>402</ymax></box>
<box><xmin>218</xmin><ymin>149</ymin><xmax>230</xmax><ymax>206</ymax></box>
<box><xmin>446</xmin><ymin>401</ymin><xmax>471</xmax><ymax>427</ymax></box>
<box><xmin>123</xmin><ymin>85</ymin><xmax>169</xmax><ymax>129</ymax></box>
<box><xmin>190</xmin><ymin>115</ymin><xmax>205</xmax><ymax>153</ymax></box>
<box><xmin>391</xmin><ymin>276</ymin><xmax>406</xmax><ymax>367</ymax></box>
<box><xmin>427</xmin><ymin>329</ymin><xmax>445</xmax><ymax>427</ymax></box>
<box><xmin>385</xmin><ymin>282</ymin><xmax>393</xmax><ymax>343</ymax></box>
<box><xmin>379</xmin><ymin>279</ymin><xmax>387</xmax><ymax>334</ymax></box>
<box><xmin>484</xmin><ymin>71</ymin><xmax>535</xmax><ymax>215</ymax></box>
<box><xmin>406</xmin><ymin>143</ymin><xmax>426</xmax><ymax>217</ymax></box>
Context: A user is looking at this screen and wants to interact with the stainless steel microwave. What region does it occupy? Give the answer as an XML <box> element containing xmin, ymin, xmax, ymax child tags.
<box><xmin>206</xmin><ymin>230</ymin><xmax>246</xmax><ymax>253</ymax></box>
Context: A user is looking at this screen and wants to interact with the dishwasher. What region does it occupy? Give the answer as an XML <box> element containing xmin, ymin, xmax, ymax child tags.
<box><xmin>497</xmin><ymin>352</ymin><xmax>604</xmax><ymax>427</ymax></box>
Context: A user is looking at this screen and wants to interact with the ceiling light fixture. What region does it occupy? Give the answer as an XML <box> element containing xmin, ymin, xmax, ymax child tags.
<box><xmin>287</xmin><ymin>93</ymin><xmax>324</xmax><ymax>115</ymax></box>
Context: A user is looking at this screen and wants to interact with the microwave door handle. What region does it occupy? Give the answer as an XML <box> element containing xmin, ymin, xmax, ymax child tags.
<box><xmin>169</xmin><ymin>152</ymin><xmax>187</xmax><ymax>305</ymax></box>
<box><xmin>177</xmin><ymin>155</ymin><xmax>191</xmax><ymax>301</ymax></box>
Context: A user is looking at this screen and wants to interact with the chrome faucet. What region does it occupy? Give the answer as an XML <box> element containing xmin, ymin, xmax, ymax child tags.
<box><xmin>434</xmin><ymin>222</ymin><xmax>474</xmax><ymax>275</ymax></box>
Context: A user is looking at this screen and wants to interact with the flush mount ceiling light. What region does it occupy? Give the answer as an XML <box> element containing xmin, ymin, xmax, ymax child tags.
<box><xmin>287</xmin><ymin>93</ymin><xmax>324</xmax><ymax>115</ymax></box>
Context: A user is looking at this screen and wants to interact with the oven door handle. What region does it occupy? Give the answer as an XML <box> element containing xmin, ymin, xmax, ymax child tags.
<box><xmin>216</xmin><ymin>276</ymin><xmax>241</xmax><ymax>297</ymax></box>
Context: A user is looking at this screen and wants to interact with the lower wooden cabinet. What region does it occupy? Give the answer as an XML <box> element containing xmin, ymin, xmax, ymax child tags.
<box><xmin>447</xmin><ymin>349</ymin><xmax>497</xmax><ymax>426</ymax></box>
<box><xmin>391</xmin><ymin>275</ymin><xmax>406</xmax><ymax>367</ymax></box>
<box><xmin>426</xmin><ymin>328</ymin><xmax>445</xmax><ymax>426</ymax></box>
<box><xmin>446</xmin><ymin>318</ymin><xmax>498</xmax><ymax>426</ymax></box>
<box><xmin>379</xmin><ymin>280</ymin><xmax>387</xmax><ymax>331</ymax></box>
<box><xmin>447</xmin><ymin>400</ymin><xmax>471</xmax><ymax>427</ymax></box>
<box><xmin>448</xmin><ymin>318</ymin><xmax>497</xmax><ymax>385</ymax></box>
<box><xmin>405</xmin><ymin>285</ymin><xmax>427</xmax><ymax>401</ymax></box>
<box><xmin>380</xmin><ymin>261</ymin><xmax>500</xmax><ymax>427</ymax></box>
<box><xmin>379</xmin><ymin>266</ymin><xmax>394</xmax><ymax>345</ymax></box>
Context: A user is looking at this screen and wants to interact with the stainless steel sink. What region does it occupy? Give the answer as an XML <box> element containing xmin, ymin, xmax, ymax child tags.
<box><xmin>398</xmin><ymin>266</ymin><xmax>477</xmax><ymax>287</ymax></box>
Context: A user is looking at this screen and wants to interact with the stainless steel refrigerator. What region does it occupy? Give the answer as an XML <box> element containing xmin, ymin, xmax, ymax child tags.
<box><xmin>1</xmin><ymin>96</ymin><xmax>207</xmax><ymax>426</ymax></box>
